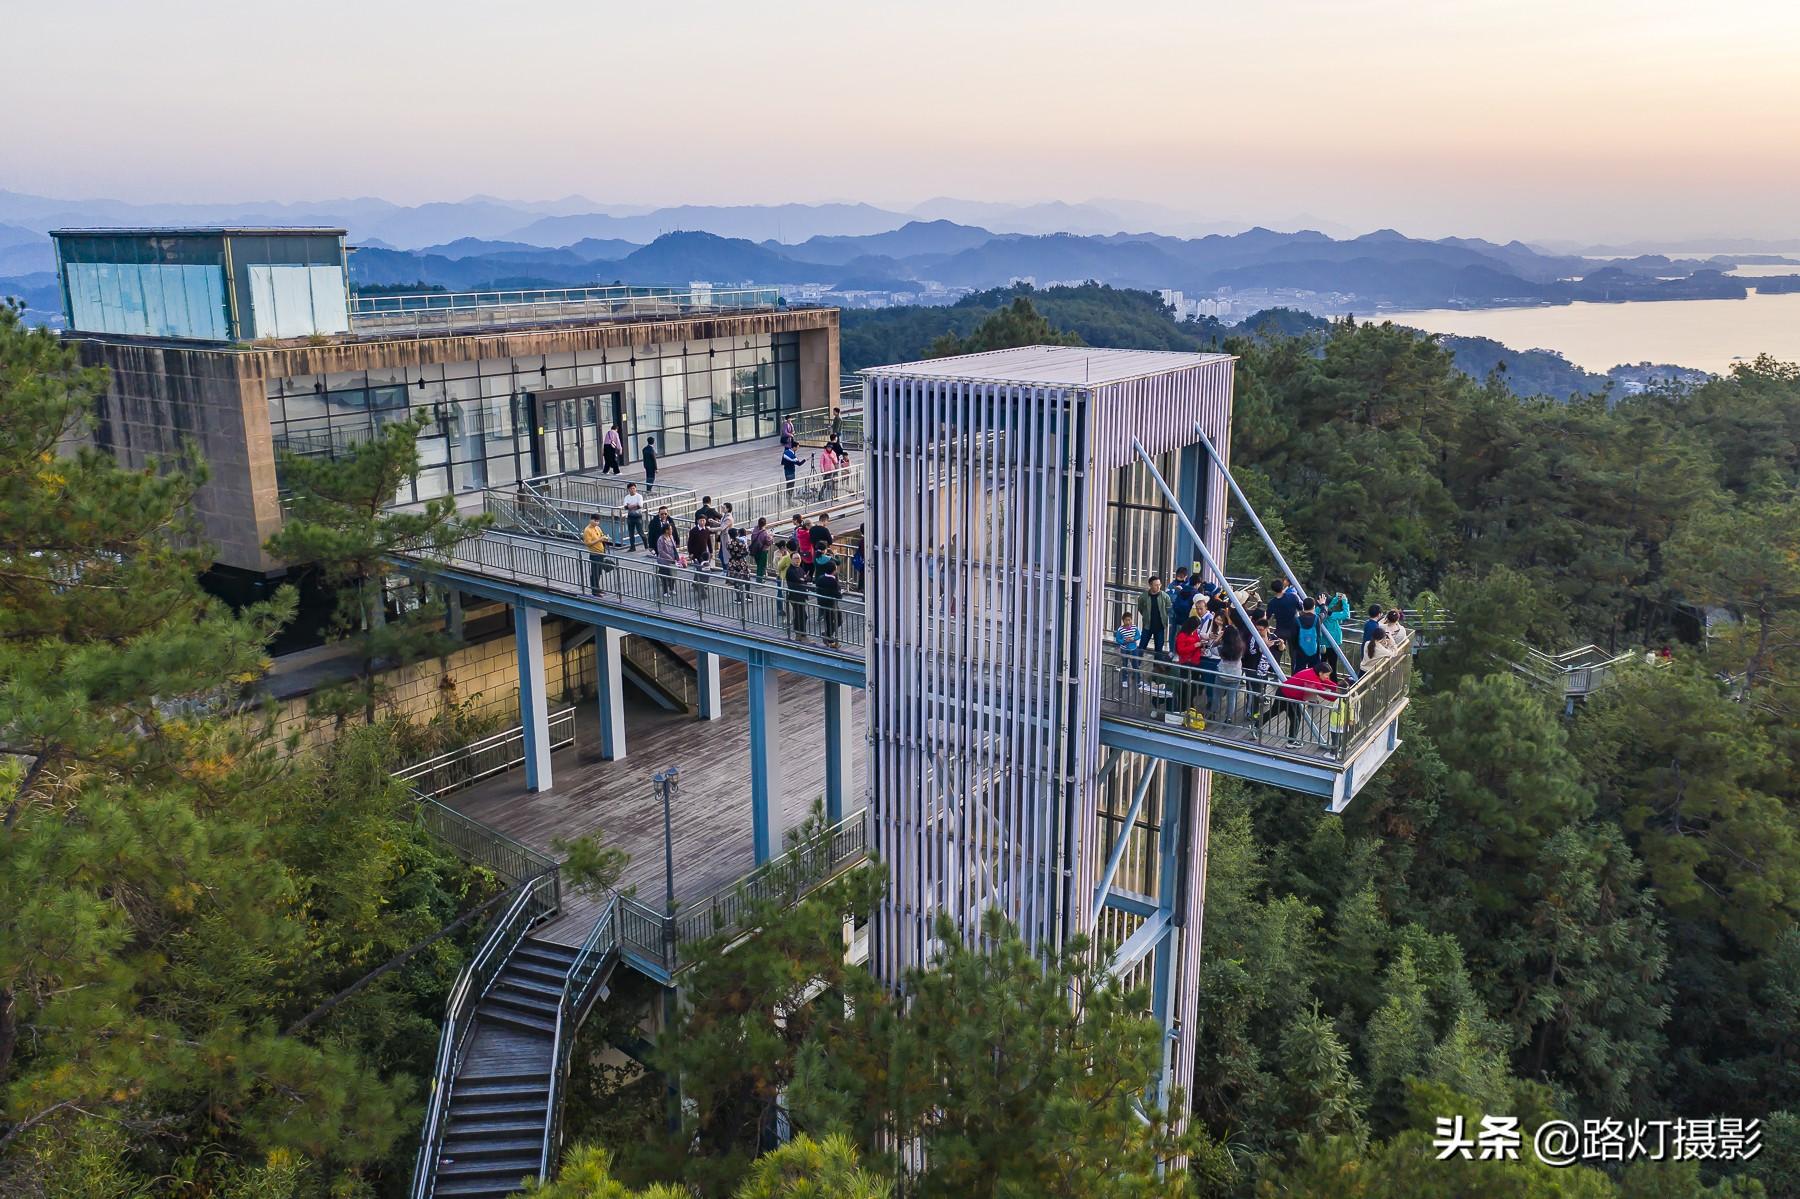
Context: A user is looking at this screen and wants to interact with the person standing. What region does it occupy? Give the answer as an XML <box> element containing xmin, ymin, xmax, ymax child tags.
<box><xmin>717</xmin><ymin>502</ymin><xmax>736</xmax><ymax>551</ymax></box>
<box><xmin>695</xmin><ymin>495</ymin><xmax>720</xmax><ymax>529</ymax></box>
<box><xmin>1293</xmin><ymin>605</ymin><xmax>1324</xmax><ymax>672</ymax></box>
<box><xmin>1170</xmin><ymin>566</ymin><xmax>1198</xmax><ymax>630</ymax></box>
<box><xmin>601</xmin><ymin>423</ymin><xmax>623</xmax><ymax>475</ymax></box>
<box><xmin>620</xmin><ymin>482</ymin><xmax>646</xmax><ymax>550</ymax></box>
<box><xmin>646</xmin><ymin>505</ymin><xmax>676</xmax><ymax>553</ymax></box>
<box><xmin>784</xmin><ymin>553</ymin><xmax>810</xmax><ymax>640</ymax></box>
<box><xmin>1268</xmin><ymin>580</ymin><xmax>1304</xmax><ymax>650</ymax></box>
<box><xmin>1115</xmin><ymin>609</ymin><xmax>1144</xmax><ymax>690</ymax></box>
<box><xmin>808</xmin><ymin>514</ymin><xmax>834</xmax><ymax>561</ymax></box>
<box><xmin>749</xmin><ymin>517</ymin><xmax>774</xmax><ymax>581</ymax></box>
<box><xmin>1382</xmin><ymin>608</ymin><xmax>1411</xmax><ymax>653</ymax></box>
<box><xmin>781</xmin><ymin>415</ymin><xmax>796</xmax><ymax>448</ymax></box>
<box><xmin>1278</xmin><ymin>659</ymin><xmax>1338</xmax><ymax>748</ymax></box>
<box><xmin>829</xmin><ymin>407</ymin><xmax>843</xmax><ymax>441</ymax></box>
<box><xmin>1321</xmin><ymin>591</ymin><xmax>1351</xmax><ymax>650</ymax></box>
<box><xmin>819</xmin><ymin>445</ymin><xmax>839</xmax><ymax>500</ymax></box>
<box><xmin>687</xmin><ymin>518</ymin><xmax>714</xmax><ymax>571</ymax></box>
<box><xmin>850</xmin><ymin>543</ymin><xmax>864</xmax><ymax>591</ymax></box>
<box><xmin>726</xmin><ymin>526</ymin><xmax>752</xmax><ymax>604</ymax></box>
<box><xmin>815</xmin><ymin>559</ymin><xmax>843</xmax><ymax>648</ymax></box>
<box><xmin>1136</xmin><ymin>576</ymin><xmax>1173</xmax><ymax>659</ymax></box>
<box><xmin>654</xmin><ymin>525</ymin><xmax>678</xmax><ymax>596</ymax></box>
<box><xmin>642</xmin><ymin>435</ymin><xmax>659</xmax><ymax>488</ymax></box>
<box><xmin>1362</xmin><ymin>604</ymin><xmax>1385</xmax><ymax>655</ymax></box>
<box><xmin>1216</xmin><ymin>625</ymin><xmax>1246</xmax><ymax>725</ymax></box>
<box><xmin>582</xmin><ymin>513</ymin><xmax>611</xmax><ymax>595</ymax></box>
<box><xmin>781</xmin><ymin>442</ymin><xmax>802</xmax><ymax>495</ymax></box>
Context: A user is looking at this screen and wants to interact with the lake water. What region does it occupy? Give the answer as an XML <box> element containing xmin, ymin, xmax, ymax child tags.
<box><xmin>1373</xmin><ymin>286</ymin><xmax>1800</xmax><ymax>375</ymax></box>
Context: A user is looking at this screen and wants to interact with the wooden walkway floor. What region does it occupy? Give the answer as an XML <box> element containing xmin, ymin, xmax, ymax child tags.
<box><xmin>447</xmin><ymin>658</ymin><xmax>867</xmax><ymax>945</ymax></box>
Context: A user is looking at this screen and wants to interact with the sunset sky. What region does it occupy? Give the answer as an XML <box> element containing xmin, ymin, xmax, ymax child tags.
<box><xmin>5</xmin><ymin>0</ymin><xmax>1798</xmax><ymax>242</ymax></box>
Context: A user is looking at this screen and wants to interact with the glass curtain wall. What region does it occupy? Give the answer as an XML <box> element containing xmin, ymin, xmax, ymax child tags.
<box><xmin>268</xmin><ymin>331</ymin><xmax>801</xmax><ymax>501</ymax></box>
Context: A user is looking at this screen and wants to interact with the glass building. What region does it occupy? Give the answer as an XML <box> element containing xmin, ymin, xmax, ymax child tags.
<box><xmin>266</xmin><ymin>331</ymin><xmax>802</xmax><ymax>501</ymax></box>
<box><xmin>53</xmin><ymin>228</ymin><xmax>349</xmax><ymax>342</ymax></box>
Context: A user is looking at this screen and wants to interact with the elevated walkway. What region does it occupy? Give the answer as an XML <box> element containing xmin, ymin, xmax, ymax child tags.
<box><xmin>403</xmin><ymin>528</ymin><xmax>864</xmax><ymax>688</ymax></box>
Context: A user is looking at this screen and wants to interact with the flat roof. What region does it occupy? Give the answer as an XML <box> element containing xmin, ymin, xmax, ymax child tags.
<box><xmin>860</xmin><ymin>345</ymin><xmax>1234</xmax><ymax>388</ymax></box>
<box><xmin>50</xmin><ymin>227</ymin><xmax>348</xmax><ymax>238</ymax></box>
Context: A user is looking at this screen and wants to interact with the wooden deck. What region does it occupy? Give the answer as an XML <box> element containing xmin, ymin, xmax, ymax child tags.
<box><xmin>447</xmin><ymin>658</ymin><xmax>867</xmax><ymax>945</ymax></box>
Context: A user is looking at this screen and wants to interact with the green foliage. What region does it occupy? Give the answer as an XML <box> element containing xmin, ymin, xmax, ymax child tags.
<box><xmin>926</xmin><ymin>294</ymin><xmax>1082</xmax><ymax>358</ymax></box>
<box><xmin>0</xmin><ymin>304</ymin><xmax>484</xmax><ymax>1194</ymax></box>
<box><xmin>526</xmin><ymin>1135</ymin><xmax>889</xmax><ymax>1199</ymax></box>
<box><xmin>264</xmin><ymin>412</ymin><xmax>488</xmax><ymax>724</ymax></box>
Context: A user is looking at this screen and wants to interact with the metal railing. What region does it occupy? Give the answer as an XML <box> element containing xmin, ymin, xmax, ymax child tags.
<box><xmin>671</xmin><ymin>808</ymin><xmax>870</xmax><ymax>964</ymax></box>
<box><xmin>537</xmin><ymin>807</ymin><xmax>871</xmax><ymax>1179</ymax></box>
<box><xmin>494</xmin><ymin>460</ymin><xmax>864</xmax><ymax>552</ymax></box>
<box><xmin>412</xmin><ymin>528</ymin><xmax>867</xmax><ymax>654</ymax></box>
<box><xmin>1512</xmin><ymin>644</ymin><xmax>1635</xmax><ymax>700</ymax></box>
<box><xmin>411</xmin><ymin>869</ymin><xmax>560</xmax><ymax>1199</ymax></box>
<box><xmin>415</xmin><ymin>793</ymin><xmax>564</xmax><ymax>894</ymax></box>
<box><xmin>1097</xmin><ymin>641</ymin><xmax>1410</xmax><ymax>763</ymax></box>
<box><xmin>393</xmin><ymin>706</ymin><xmax>577</xmax><ymax>798</ymax></box>
<box><xmin>348</xmin><ymin>285</ymin><xmax>786</xmax><ymax>338</ymax></box>
<box><xmin>620</xmin><ymin>637</ymin><xmax>699</xmax><ymax>711</ymax></box>
<box><xmin>789</xmin><ymin>406</ymin><xmax>864</xmax><ymax>451</ymax></box>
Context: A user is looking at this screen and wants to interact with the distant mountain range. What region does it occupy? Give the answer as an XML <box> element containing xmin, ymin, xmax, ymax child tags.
<box><xmin>2</xmin><ymin>189</ymin><xmax>1793</xmax><ymax>322</ymax></box>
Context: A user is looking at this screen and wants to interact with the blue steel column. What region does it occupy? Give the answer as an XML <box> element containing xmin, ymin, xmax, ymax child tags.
<box><xmin>595</xmin><ymin>626</ymin><xmax>627</xmax><ymax>761</ymax></box>
<box><xmin>514</xmin><ymin>605</ymin><xmax>553</xmax><ymax>792</ymax></box>
<box><xmin>823</xmin><ymin>681</ymin><xmax>853</xmax><ymax>824</ymax></box>
<box><xmin>1152</xmin><ymin>763</ymin><xmax>1189</xmax><ymax>1106</ymax></box>
<box><xmin>696</xmin><ymin>651</ymin><xmax>723</xmax><ymax>721</ymax></box>
<box><xmin>748</xmin><ymin>660</ymin><xmax>781</xmax><ymax>863</ymax></box>
<box><xmin>1172</xmin><ymin>443</ymin><xmax>1205</xmax><ymax>570</ymax></box>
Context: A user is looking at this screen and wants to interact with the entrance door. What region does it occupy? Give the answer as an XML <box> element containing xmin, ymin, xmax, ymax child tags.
<box><xmin>530</xmin><ymin>386</ymin><xmax>625</xmax><ymax>477</ymax></box>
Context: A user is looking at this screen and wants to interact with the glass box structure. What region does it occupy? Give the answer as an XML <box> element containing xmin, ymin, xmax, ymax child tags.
<box><xmin>52</xmin><ymin>228</ymin><xmax>350</xmax><ymax>342</ymax></box>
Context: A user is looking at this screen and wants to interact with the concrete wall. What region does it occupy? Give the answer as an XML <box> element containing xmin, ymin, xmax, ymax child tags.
<box><xmin>271</xmin><ymin>616</ymin><xmax>587</xmax><ymax>752</ymax></box>
<box><xmin>797</xmin><ymin>323</ymin><xmax>840</xmax><ymax>413</ymax></box>
<box><xmin>69</xmin><ymin>339</ymin><xmax>281</xmax><ymax>571</ymax></box>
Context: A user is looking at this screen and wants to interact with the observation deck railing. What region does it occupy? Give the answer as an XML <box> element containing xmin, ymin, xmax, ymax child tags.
<box><xmin>1511</xmin><ymin>643</ymin><xmax>1635</xmax><ymax>701</ymax></box>
<box><xmin>410</xmin><ymin>527</ymin><xmax>866</xmax><ymax>654</ymax></box>
<box><xmin>394</xmin><ymin>706</ymin><xmax>577</xmax><ymax>799</ymax></box>
<box><xmin>1097</xmin><ymin>641</ymin><xmax>1411</xmax><ymax>764</ymax></box>
<box><xmin>348</xmin><ymin>285</ymin><xmax>788</xmax><ymax>339</ymax></box>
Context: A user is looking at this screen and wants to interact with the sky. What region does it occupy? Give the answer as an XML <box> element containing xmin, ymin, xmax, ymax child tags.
<box><xmin>4</xmin><ymin>0</ymin><xmax>1799</xmax><ymax>244</ymax></box>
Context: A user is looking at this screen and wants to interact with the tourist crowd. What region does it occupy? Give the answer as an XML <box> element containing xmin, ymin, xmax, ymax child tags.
<box><xmin>1114</xmin><ymin>571</ymin><xmax>1412</xmax><ymax>748</ymax></box>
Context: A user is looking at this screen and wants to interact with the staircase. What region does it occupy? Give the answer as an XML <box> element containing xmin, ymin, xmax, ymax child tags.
<box><xmin>430</xmin><ymin>937</ymin><xmax>578</xmax><ymax>1198</ymax></box>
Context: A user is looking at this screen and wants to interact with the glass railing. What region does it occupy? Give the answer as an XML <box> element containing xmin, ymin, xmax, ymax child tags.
<box><xmin>414</xmin><ymin>528</ymin><xmax>867</xmax><ymax>654</ymax></box>
<box><xmin>349</xmin><ymin>285</ymin><xmax>787</xmax><ymax>338</ymax></box>
<box><xmin>1097</xmin><ymin>642</ymin><xmax>1410</xmax><ymax>762</ymax></box>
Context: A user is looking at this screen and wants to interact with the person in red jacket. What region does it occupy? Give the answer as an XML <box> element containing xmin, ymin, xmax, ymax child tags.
<box><xmin>1174</xmin><ymin>616</ymin><xmax>1206</xmax><ymax>710</ymax></box>
<box><xmin>1277</xmin><ymin>659</ymin><xmax>1339</xmax><ymax>747</ymax></box>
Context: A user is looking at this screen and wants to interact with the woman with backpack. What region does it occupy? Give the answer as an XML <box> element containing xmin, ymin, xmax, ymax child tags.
<box><xmin>749</xmin><ymin>517</ymin><xmax>774</xmax><ymax>581</ymax></box>
<box><xmin>1292</xmin><ymin>605</ymin><xmax>1324</xmax><ymax>672</ymax></box>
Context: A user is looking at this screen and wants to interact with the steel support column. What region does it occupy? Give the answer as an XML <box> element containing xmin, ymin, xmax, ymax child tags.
<box><xmin>1153</xmin><ymin>763</ymin><xmax>1190</xmax><ymax>1105</ymax></box>
<box><xmin>514</xmin><ymin>605</ymin><xmax>553</xmax><ymax>792</ymax></box>
<box><xmin>823</xmin><ymin>680</ymin><xmax>854</xmax><ymax>824</ymax></box>
<box><xmin>696</xmin><ymin>651</ymin><xmax>723</xmax><ymax>721</ymax></box>
<box><xmin>595</xmin><ymin>626</ymin><xmax>627</xmax><ymax>760</ymax></box>
<box><xmin>748</xmin><ymin>662</ymin><xmax>781</xmax><ymax>863</ymax></box>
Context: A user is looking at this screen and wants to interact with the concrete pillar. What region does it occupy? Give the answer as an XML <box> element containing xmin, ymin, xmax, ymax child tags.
<box><xmin>696</xmin><ymin>651</ymin><xmax>723</xmax><ymax>721</ymax></box>
<box><xmin>823</xmin><ymin>681</ymin><xmax>854</xmax><ymax>823</ymax></box>
<box><xmin>595</xmin><ymin>626</ymin><xmax>626</xmax><ymax>760</ymax></box>
<box><xmin>748</xmin><ymin>663</ymin><xmax>781</xmax><ymax>863</ymax></box>
<box><xmin>514</xmin><ymin>605</ymin><xmax>553</xmax><ymax>792</ymax></box>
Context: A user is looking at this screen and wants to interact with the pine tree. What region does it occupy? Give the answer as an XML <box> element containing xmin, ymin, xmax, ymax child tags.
<box><xmin>264</xmin><ymin>411</ymin><xmax>487</xmax><ymax>725</ymax></box>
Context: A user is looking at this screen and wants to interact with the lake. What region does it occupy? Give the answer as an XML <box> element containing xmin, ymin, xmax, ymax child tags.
<box><xmin>1372</xmin><ymin>288</ymin><xmax>1800</xmax><ymax>375</ymax></box>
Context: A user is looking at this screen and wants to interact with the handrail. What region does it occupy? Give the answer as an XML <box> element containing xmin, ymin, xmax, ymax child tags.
<box><xmin>1098</xmin><ymin>642</ymin><xmax>1410</xmax><ymax>762</ymax></box>
<box><xmin>494</xmin><ymin>462</ymin><xmax>864</xmax><ymax>550</ymax></box>
<box><xmin>410</xmin><ymin>869</ymin><xmax>560</xmax><ymax>1199</ymax></box>
<box><xmin>789</xmin><ymin>406</ymin><xmax>864</xmax><ymax>451</ymax></box>
<box><xmin>535</xmin><ymin>808</ymin><xmax>871</xmax><ymax>1179</ymax></box>
<box><xmin>408</xmin><ymin>527</ymin><xmax>867</xmax><ymax>654</ymax></box>
<box><xmin>348</xmin><ymin>285</ymin><xmax>788</xmax><ymax>338</ymax></box>
<box><xmin>414</xmin><ymin>792</ymin><xmax>563</xmax><ymax>894</ymax></box>
<box><xmin>394</xmin><ymin>706</ymin><xmax>577</xmax><ymax>798</ymax></box>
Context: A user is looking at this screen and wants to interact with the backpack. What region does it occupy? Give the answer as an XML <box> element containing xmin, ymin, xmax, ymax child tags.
<box><xmin>1298</xmin><ymin>619</ymin><xmax>1320</xmax><ymax>659</ymax></box>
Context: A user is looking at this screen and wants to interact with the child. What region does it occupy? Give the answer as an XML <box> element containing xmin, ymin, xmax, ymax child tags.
<box><xmin>1115</xmin><ymin>610</ymin><xmax>1144</xmax><ymax>689</ymax></box>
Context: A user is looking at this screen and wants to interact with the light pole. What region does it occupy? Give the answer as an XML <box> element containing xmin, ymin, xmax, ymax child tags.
<box><xmin>652</xmin><ymin>765</ymin><xmax>681</xmax><ymax>1134</ymax></box>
